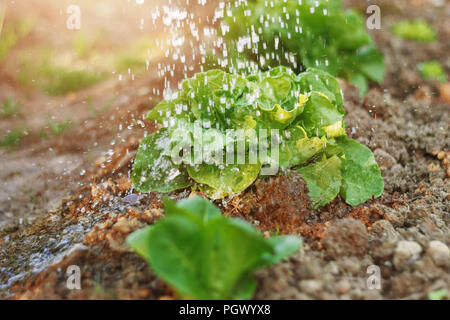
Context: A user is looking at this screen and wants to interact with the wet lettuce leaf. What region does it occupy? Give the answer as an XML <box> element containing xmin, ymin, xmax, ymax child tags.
<box><xmin>131</xmin><ymin>129</ymin><xmax>191</xmax><ymax>193</ymax></box>
<box><xmin>294</xmin><ymin>92</ymin><xmax>345</xmax><ymax>137</ymax></box>
<box><xmin>336</xmin><ymin>137</ymin><xmax>384</xmax><ymax>206</ymax></box>
<box><xmin>297</xmin><ymin>155</ymin><xmax>342</xmax><ymax>208</ymax></box>
<box><xmin>221</xmin><ymin>0</ymin><xmax>385</xmax><ymax>96</ymax></box>
<box><xmin>127</xmin><ymin>197</ymin><xmax>301</xmax><ymax>300</ymax></box>
<box><xmin>132</xmin><ymin>67</ymin><xmax>383</xmax><ymax>207</ymax></box>
<box><xmin>187</xmin><ymin>163</ymin><xmax>261</xmax><ymax>200</ymax></box>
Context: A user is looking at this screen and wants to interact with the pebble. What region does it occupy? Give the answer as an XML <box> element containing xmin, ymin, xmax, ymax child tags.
<box><xmin>299</xmin><ymin>280</ymin><xmax>323</xmax><ymax>295</ymax></box>
<box><xmin>121</xmin><ymin>194</ymin><xmax>144</xmax><ymax>204</ymax></box>
<box><xmin>393</xmin><ymin>241</ymin><xmax>422</xmax><ymax>269</ymax></box>
<box><xmin>323</xmin><ymin>219</ymin><xmax>369</xmax><ymax>258</ymax></box>
<box><xmin>372</xmin><ymin>219</ymin><xmax>400</xmax><ymax>241</ymax></box>
<box><xmin>439</xmin><ymin>82</ymin><xmax>450</xmax><ymax>104</ymax></box>
<box><xmin>374</xmin><ymin>149</ymin><xmax>397</xmax><ymax>170</ymax></box>
<box><xmin>336</xmin><ymin>280</ymin><xmax>351</xmax><ymax>295</ymax></box>
<box><xmin>112</xmin><ymin>217</ymin><xmax>132</xmax><ymax>233</ymax></box>
<box><xmin>338</xmin><ymin>257</ymin><xmax>362</xmax><ymax>275</ymax></box>
<box><xmin>427</xmin><ymin>241</ymin><xmax>450</xmax><ymax>267</ymax></box>
<box><xmin>324</xmin><ymin>261</ymin><xmax>340</xmax><ymax>275</ymax></box>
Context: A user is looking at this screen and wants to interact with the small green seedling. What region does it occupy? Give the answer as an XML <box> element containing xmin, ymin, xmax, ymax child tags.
<box><xmin>428</xmin><ymin>289</ymin><xmax>448</xmax><ymax>300</ymax></box>
<box><xmin>127</xmin><ymin>196</ymin><xmax>301</xmax><ymax>300</ymax></box>
<box><xmin>0</xmin><ymin>18</ymin><xmax>34</xmax><ymax>62</ymax></box>
<box><xmin>48</xmin><ymin>118</ymin><xmax>72</xmax><ymax>135</ymax></box>
<box><xmin>43</xmin><ymin>68</ymin><xmax>106</xmax><ymax>96</ymax></box>
<box><xmin>72</xmin><ymin>32</ymin><xmax>97</xmax><ymax>58</ymax></box>
<box><xmin>392</xmin><ymin>19</ymin><xmax>436</xmax><ymax>42</ymax></box>
<box><xmin>0</xmin><ymin>97</ymin><xmax>21</xmax><ymax>118</ymax></box>
<box><xmin>17</xmin><ymin>50</ymin><xmax>106</xmax><ymax>96</ymax></box>
<box><xmin>0</xmin><ymin>128</ymin><xmax>24</xmax><ymax>151</ymax></box>
<box><xmin>88</xmin><ymin>97</ymin><xmax>114</xmax><ymax>118</ymax></box>
<box><xmin>418</xmin><ymin>61</ymin><xmax>447</xmax><ymax>83</ymax></box>
<box><xmin>40</xmin><ymin>116</ymin><xmax>72</xmax><ymax>137</ymax></box>
<box><xmin>115</xmin><ymin>55</ymin><xmax>147</xmax><ymax>74</ymax></box>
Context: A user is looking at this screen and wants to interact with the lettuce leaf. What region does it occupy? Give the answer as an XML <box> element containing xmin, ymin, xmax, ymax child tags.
<box><xmin>297</xmin><ymin>155</ymin><xmax>342</xmax><ymax>208</ymax></box>
<box><xmin>294</xmin><ymin>91</ymin><xmax>344</xmax><ymax>137</ymax></box>
<box><xmin>132</xmin><ymin>67</ymin><xmax>383</xmax><ymax>207</ymax></box>
<box><xmin>127</xmin><ymin>197</ymin><xmax>302</xmax><ymax>300</ymax></box>
<box><xmin>336</xmin><ymin>137</ymin><xmax>384</xmax><ymax>206</ymax></box>
<box><xmin>131</xmin><ymin>129</ymin><xmax>192</xmax><ymax>193</ymax></box>
<box><xmin>187</xmin><ymin>162</ymin><xmax>261</xmax><ymax>199</ymax></box>
<box><xmin>221</xmin><ymin>0</ymin><xmax>385</xmax><ymax>96</ymax></box>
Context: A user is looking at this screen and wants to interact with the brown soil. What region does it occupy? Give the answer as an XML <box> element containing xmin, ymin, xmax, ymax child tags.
<box><xmin>0</xmin><ymin>0</ymin><xmax>449</xmax><ymax>300</ymax></box>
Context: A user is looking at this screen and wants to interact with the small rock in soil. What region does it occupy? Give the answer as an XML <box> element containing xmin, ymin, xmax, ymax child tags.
<box><xmin>374</xmin><ymin>149</ymin><xmax>397</xmax><ymax>171</ymax></box>
<box><xmin>372</xmin><ymin>219</ymin><xmax>400</xmax><ymax>241</ymax></box>
<box><xmin>427</xmin><ymin>240</ymin><xmax>450</xmax><ymax>268</ymax></box>
<box><xmin>335</xmin><ymin>280</ymin><xmax>351</xmax><ymax>295</ymax></box>
<box><xmin>299</xmin><ymin>279</ymin><xmax>323</xmax><ymax>295</ymax></box>
<box><xmin>323</xmin><ymin>218</ymin><xmax>369</xmax><ymax>258</ymax></box>
<box><xmin>413</xmin><ymin>86</ymin><xmax>433</xmax><ymax>103</ymax></box>
<box><xmin>393</xmin><ymin>240</ymin><xmax>423</xmax><ymax>270</ymax></box>
<box><xmin>337</xmin><ymin>257</ymin><xmax>362</xmax><ymax>275</ymax></box>
<box><xmin>439</xmin><ymin>82</ymin><xmax>450</xmax><ymax>104</ymax></box>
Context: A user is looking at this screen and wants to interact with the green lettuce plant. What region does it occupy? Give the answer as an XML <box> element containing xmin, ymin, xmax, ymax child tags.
<box><xmin>391</xmin><ymin>19</ymin><xmax>436</xmax><ymax>42</ymax></box>
<box><xmin>428</xmin><ymin>289</ymin><xmax>448</xmax><ymax>301</ymax></box>
<box><xmin>215</xmin><ymin>0</ymin><xmax>385</xmax><ymax>96</ymax></box>
<box><xmin>418</xmin><ymin>61</ymin><xmax>447</xmax><ymax>83</ymax></box>
<box><xmin>132</xmin><ymin>67</ymin><xmax>384</xmax><ymax>208</ymax></box>
<box><xmin>127</xmin><ymin>196</ymin><xmax>301</xmax><ymax>300</ymax></box>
